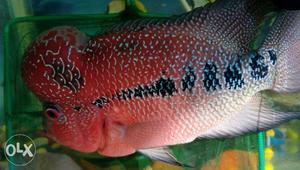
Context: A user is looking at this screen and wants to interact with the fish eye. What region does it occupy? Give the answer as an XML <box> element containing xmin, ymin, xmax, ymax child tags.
<box><xmin>45</xmin><ymin>108</ymin><xmax>60</xmax><ymax>119</ymax></box>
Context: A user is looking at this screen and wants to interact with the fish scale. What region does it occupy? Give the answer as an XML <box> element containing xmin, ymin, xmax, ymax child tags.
<box><xmin>21</xmin><ymin>0</ymin><xmax>300</xmax><ymax>165</ymax></box>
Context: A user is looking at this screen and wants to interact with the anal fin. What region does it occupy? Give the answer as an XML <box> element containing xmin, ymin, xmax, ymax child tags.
<box><xmin>200</xmin><ymin>92</ymin><xmax>300</xmax><ymax>138</ymax></box>
<box><xmin>138</xmin><ymin>147</ymin><xmax>193</xmax><ymax>168</ymax></box>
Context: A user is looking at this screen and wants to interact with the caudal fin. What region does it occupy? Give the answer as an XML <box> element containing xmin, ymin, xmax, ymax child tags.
<box><xmin>262</xmin><ymin>11</ymin><xmax>300</xmax><ymax>92</ymax></box>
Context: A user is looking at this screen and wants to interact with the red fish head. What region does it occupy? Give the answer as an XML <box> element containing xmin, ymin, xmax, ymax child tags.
<box><xmin>22</xmin><ymin>26</ymin><xmax>89</xmax><ymax>103</ymax></box>
<box><xmin>42</xmin><ymin>103</ymin><xmax>104</xmax><ymax>152</ymax></box>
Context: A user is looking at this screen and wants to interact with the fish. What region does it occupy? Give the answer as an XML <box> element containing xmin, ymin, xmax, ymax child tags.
<box><xmin>21</xmin><ymin>0</ymin><xmax>300</xmax><ymax>166</ymax></box>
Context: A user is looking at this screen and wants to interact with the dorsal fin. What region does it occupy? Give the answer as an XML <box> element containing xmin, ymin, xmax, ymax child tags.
<box><xmin>198</xmin><ymin>0</ymin><xmax>274</xmax><ymax>54</ymax></box>
<box><xmin>97</xmin><ymin>0</ymin><xmax>274</xmax><ymax>54</ymax></box>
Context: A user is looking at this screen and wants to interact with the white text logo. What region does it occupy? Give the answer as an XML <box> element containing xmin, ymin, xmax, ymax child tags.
<box><xmin>4</xmin><ymin>134</ymin><xmax>36</xmax><ymax>166</ymax></box>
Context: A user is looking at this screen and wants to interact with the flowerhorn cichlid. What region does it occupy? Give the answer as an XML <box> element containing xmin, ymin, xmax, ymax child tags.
<box><xmin>21</xmin><ymin>0</ymin><xmax>300</xmax><ymax>166</ymax></box>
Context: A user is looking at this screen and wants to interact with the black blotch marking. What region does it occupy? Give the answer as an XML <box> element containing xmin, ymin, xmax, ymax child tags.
<box><xmin>154</xmin><ymin>77</ymin><xmax>177</xmax><ymax>97</ymax></box>
<box><xmin>268</xmin><ymin>50</ymin><xmax>277</xmax><ymax>65</ymax></box>
<box><xmin>144</xmin><ymin>84</ymin><xmax>156</xmax><ymax>96</ymax></box>
<box><xmin>182</xmin><ymin>66</ymin><xmax>197</xmax><ymax>92</ymax></box>
<box><xmin>92</xmin><ymin>96</ymin><xmax>110</xmax><ymax>108</ymax></box>
<box><xmin>111</xmin><ymin>76</ymin><xmax>177</xmax><ymax>102</ymax></box>
<box><xmin>134</xmin><ymin>85</ymin><xmax>144</xmax><ymax>98</ymax></box>
<box><xmin>73</xmin><ymin>106</ymin><xmax>81</xmax><ymax>111</ymax></box>
<box><xmin>249</xmin><ymin>51</ymin><xmax>269</xmax><ymax>80</ymax></box>
<box><xmin>120</xmin><ymin>89</ymin><xmax>129</xmax><ymax>100</ymax></box>
<box><xmin>113</xmin><ymin>92</ymin><xmax>123</xmax><ymax>101</ymax></box>
<box><xmin>202</xmin><ymin>62</ymin><xmax>221</xmax><ymax>91</ymax></box>
<box><xmin>126</xmin><ymin>89</ymin><xmax>134</xmax><ymax>99</ymax></box>
<box><xmin>224</xmin><ymin>56</ymin><xmax>245</xmax><ymax>89</ymax></box>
